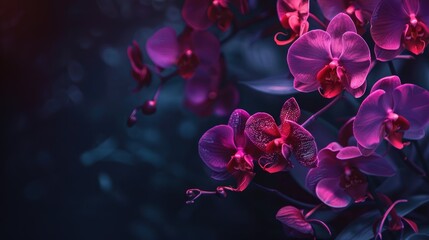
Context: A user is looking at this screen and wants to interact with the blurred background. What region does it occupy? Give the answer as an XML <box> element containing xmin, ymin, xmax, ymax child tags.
<box><xmin>3</xmin><ymin>0</ymin><xmax>429</xmax><ymax>239</ymax></box>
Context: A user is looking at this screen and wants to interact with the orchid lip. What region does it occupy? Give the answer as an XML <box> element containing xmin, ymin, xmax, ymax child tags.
<box><xmin>410</xmin><ymin>14</ymin><xmax>418</xmax><ymax>27</ymax></box>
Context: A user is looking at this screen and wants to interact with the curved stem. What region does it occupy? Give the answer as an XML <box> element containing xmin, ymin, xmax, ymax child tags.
<box><xmin>252</xmin><ymin>182</ymin><xmax>317</xmax><ymax>208</ymax></box>
<box><xmin>309</xmin><ymin>13</ymin><xmax>327</xmax><ymax>29</ymax></box>
<box><xmin>152</xmin><ymin>70</ymin><xmax>177</xmax><ymax>101</ymax></box>
<box><xmin>301</xmin><ymin>94</ymin><xmax>342</xmax><ymax>127</ymax></box>
<box><xmin>395</xmin><ymin>148</ymin><xmax>429</xmax><ymax>183</ymax></box>
<box><xmin>304</xmin><ymin>203</ymin><xmax>323</xmax><ymax>218</ymax></box>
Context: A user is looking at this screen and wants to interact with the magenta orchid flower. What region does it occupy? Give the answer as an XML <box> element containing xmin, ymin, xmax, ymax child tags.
<box><xmin>371</xmin><ymin>0</ymin><xmax>429</xmax><ymax>61</ymax></box>
<box><xmin>182</xmin><ymin>0</ymin><xmax>248</xmax><ymax>32</ymax></box>
<box><xmin>146</xmin><ymin>27</ymin><xmax>220</xmax><ymax>79</ymax></box>
<box><xmin>306</xmin><ymin>142</ymin><xmax>396</xmax><ymax>208</ymax></box>
<box><xmin>245</xmin><ymin>97</ymin><xmax>317</xmax><ymax>173</ymax></box>
<box><xmin>276</xmin><ymin>205</ymin><xmax>331</xmax><ymax>239</ymax></box>
<box><xmin>287</xmin><ymin>13</ymin><xmax>370</xmax><ymax>98</ymax></box>
<box><xmin>127</xmin><ymin>41</ymin><xmax>151</xmax><ymax>91</ymax></box>
<box><xmin>354</xmin><ymin>75</ymin><xmax>429</xmax><ymax>154</ymax></box>
<box><xmin>198</xmin><ymin>109</ymin><xmax>260</xmax><ymax>191</ymax></box>
<box><xmin>274</xmin><ymin>0</ymin><xmax>310</xmax><ymax>45</ymax></box>
<box><xmin>317</xmin><ymin>0</ymin><xmax>379</xmax><ymax>34</ymax></box>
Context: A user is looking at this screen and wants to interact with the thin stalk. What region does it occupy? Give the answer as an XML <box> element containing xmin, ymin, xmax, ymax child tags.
<box><xmin>309</xmin><ymin>13</ymin><xmax>327</xmax><ymax>29</ymax></box>
<box><xmin>302</xmin><ymin>94</ymin><xmax>342</xmax><ymax>127</ymax></box>
<box><xmin>412</xmin><ymin>140</ymin><xmax>429</xmax><ymax>178</ymax></box>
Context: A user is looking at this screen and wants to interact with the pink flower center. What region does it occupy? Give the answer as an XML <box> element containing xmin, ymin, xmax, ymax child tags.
<box><xmin>227</xmin><ymin>149</ymin><xmax>253</xmax><ymax>172</ymax></box>
<box><xmin>316</xmin><ymin>60</ymin><xmax>346</xmax><ymax>98</ymax></box>
<box><xmin>177</xmin><ymin>49</ymin><xmax>199</xmax><ymax>79</ymax></box>
<box><xmin>402</xmin><ymin>15</ymin><xmax>429</xmax><ymax>55</ymax></box>
<box><xmin>340</xmin><ymin>165</ymin><xmax>368</xmax><ymax>203</ymax></box>
<box><xmin>208</xmin><ymin>2</ymin><xmax>233</xmax><ymax>31</ymax></box>
<box><xmin>383</xmin><ymin>112</ymin><xmax>410</xmax><ymax>149</ymax></box>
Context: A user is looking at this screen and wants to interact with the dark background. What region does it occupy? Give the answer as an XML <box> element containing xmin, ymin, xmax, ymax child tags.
<box><xmin>3</xmin><ymin>0</ymin><xmax>429</xmax><ymax>239</ymax></box>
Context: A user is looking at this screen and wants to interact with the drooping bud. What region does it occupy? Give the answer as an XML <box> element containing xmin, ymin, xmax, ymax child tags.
<box><xmin>141</xmin><ymin>100</ymin><xmax>157</xmax><ymax>115</ymax></box>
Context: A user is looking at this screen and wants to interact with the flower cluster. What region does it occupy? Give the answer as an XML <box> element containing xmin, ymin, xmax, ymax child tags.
<box><xmin>127</xmin><ymin>0</ymin><xmax>429</xmax><ymax>238</ymax></box>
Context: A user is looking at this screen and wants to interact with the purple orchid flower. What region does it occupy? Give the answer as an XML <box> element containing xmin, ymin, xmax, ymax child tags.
<box><xmin>182</xmin><ymin>0</ymin><xmax>248</xmax><ymax>32</ymax></box>
<box><xmin>198</xmin><ymin>109</ymin><xmax>260</xmax><ymax>191</ymax></box>
<box><xmin>127</xmin><ymin>41</ymin><xmax>151</xmax><ymax>91</ymax></box>
<box><xmin>317</xmin><ymin>0</ymin><xmax>379</xmax><ymax>34</ymax></box>
<box><xmin>306</xmin><ymin>142</ymin><xmax>396</xmax><ymax>208</ymax></box>
<box><xmin>274</xmin><ymin>0</ymin><xmax>310</xmax><ymax>45</ymax></box>
<box><xmin>371</xmin><ymin>0</ymin><xmax>429</xmax><ymax>61</ymax></box>
<box><xmin>146</xmin><ymin>27</ymin><xmax>220</xmax><ymax>79</ymax></box>
<box><xmin>276</xmin><ymin>205</ymin><xmax>331</xmax><ymax>239</ymax></box>
<box><xmin>287</xmin><ymin>13</ymin><xmax>370</xmax><ymax>98</ymax></box>
<box><xmin>354</xmin><ymin>75</ymin><xmax>429</xmax><ymax>154</ymax></box>
<box><xmin>245</xmin><ymin>97</ymin><xmax>317</xmax><ymax>173</ymax></box>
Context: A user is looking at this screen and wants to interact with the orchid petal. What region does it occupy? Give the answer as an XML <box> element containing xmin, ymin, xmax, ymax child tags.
<box><xmin>371</xmin><ymin>75</ymin><xmax>401</xmax><ymax>94</ymax></box>
<box><xmin>287</xmin><ymin>30</ymin><xmax>332</xmax><ymax>85</ymax></box>
<box><xmin>337</xmin><ymin>146</ymin><xmax>362</xmax><ymax>159</ymax></box>
<box><xmin>182</xmin><ymin>0</ymin><xmax>212</xmax><ymax>30</ymax></box>
<box><xmin>351</xmin><ymin>154</ymin><xmax>396</xmax><ymax>177</ymax></box>
<box><xmin>374</xmin><ymin>45</ymin><xmax>404</xmax><ymax>61</ymax></box>
<box><xmin>354</xmin><ymin>90</ymin><xmax>390</xmax><ymax>150</ymax></box>
<box><xmin>316</xmin><ymin>177</ymin><xmax>351</xmax><ymax>208</ymax></box>
<box><xmin>340</xmin><ymin>31</ymin><xmax>371</xmax><ymax>89</ymax></box>
<box><xmin>371</xmin><ymin>0</ymin><xmax>408</xmax><ymax>50</ymax></box>
<box><xmin>259</xmin><ymin>152</ymin><xmax>292</xmax><ymax>173</ymax></box>
<box><xmin>146</xmin><ymin>27</ymin><xmax>180</xmax><ymax>68</ymax></box>
<box><xmin>288</xmin><ymin>121</ymin><xmax>318</xmax><ymax>167</ymax></box>
<box><xmin>245</xmin><ymin>113</ymin><xmax>280</xmax><ymax>151</ymax></box>
<box><xmin>232</xmin><ymin>171</ymin><xmax>255</xmax><ymax>191</ymax></box>
<box><xmin>276</xmin><ymin>206</ymin><xmax>313</xmax><ymax>235</ymax></box>
<box><xmin>294</xmin><ymin>79</ymin><xmax>320</xmax><ymax>92</ymax></box>
<box><xmin>393</xmin><ymin>84</ymin><xmax>429</xmax><ymax>139</ymax></box>
<box><xmin>280</xmin><ymin>97</ymin><xmax>301</xmax><ymax>123</ymax></box>
<box><xmin>228</xmin><ymin>109</ymin><xmax>250</xmax><ymax>148</ymax></box>
<box><xmin>327</xmin><ymin>13</ymin><xmax>357</xmax><ymax>57</ymax></box>
<box><xmin>306</xmin><ymin>164</ymin><xmax>342</xmax><ymax>193</ymax></box>
<box><xmin>199</xmin><ymin>125</ymin><xmax>236</xmax><ymax>172</ymax></box>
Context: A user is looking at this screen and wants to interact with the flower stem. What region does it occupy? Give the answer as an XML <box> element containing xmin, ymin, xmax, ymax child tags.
<box><xmin>252</xmin><ymin>182</ymin><xmax>316</xmax><ymax>208</ymax></box>
<box><xmin>302</xmin><ymin>93</ymin><xmax>342</xmax><ymax>127</ymax></box>
<box><xmin>395</xmin><ymin>148</ymin><xmax>429</xmax><ymax>183</ymax></box>
<box><xmin>309</xmin><ymin>13</ymin><xmax>327</xmax><ymax>29</ymax></box>
<box><xmin>304</xmin><ymin>203</ymin><xmax>323</xmax><ymax>218</ymax></box>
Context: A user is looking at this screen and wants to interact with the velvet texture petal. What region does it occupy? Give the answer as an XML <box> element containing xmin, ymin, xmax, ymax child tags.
<box><xmin>354</xmin><ymin>90</ymin><xmax>390</xmax><ymax>150</ymax></box>
<box><xmin>316</xmin><ymin>178</ymin><xmax>351</xmax><ymax>208</ymax></box>
<box><xmin>393</xmin><ymin>84</ymin><xmax>429</xmax><ymax>139</ymax></box>
<box><xmin>191</xmin><ymin>30</ymin><xmax>220</xmax><ymax>66</ymax></box>
<box><xmin>287</xmin><ymin>30</ymin><xmax>332</xmax><ymax>86</ymax></box>
<box><xmin>280</xmin><ymin>97</ymin><xmax>301</xmax><ymax>123</ymax></box>
<box><xmin>198</xmin><ymin>125</ymin><xmax>236</xmax><ymax>172</ymax></box>
<box><xmin>288</xmin><ymin>121</ymin><xmax>318</xmax><ymax>167</ymax></box>
<box><xmin>276</xmin><ymin>206</ymin><xmax>313</xmax><ymax>235</ymax></box>
<box><xmin>339</xmin><ymin>32</ymin><xmax>371</xmax><ymax>89</ymax></box>
<box><xmin>336</xmin><ymin>146</ymin><xmax>362</xmax><ymax>160</ymax></box>
<box><xmin>245</xmin><ymin>113</ymin><xmax>280</xmax><ymax>151</ymax></box>
<box><xmin>317</xmin><ymin>0</ymin><xmax>346</xmax><ymax>20</ymax></box>
<box><xmin>146</xmin><ymin>27</ymin><xmax>180</xmax><ymax>68</ymax></box>
<box><xmin>228</xmin><ymin>109</ymin><xmax>250</xmax><ymax>148</ymax></box>
<box><xmin>350</xmin><ymin>154</ymin><xmax>396</xmax><ymax>177</ymax></box>
<box><xmin>371</xmin><ymin>0</ymin><xmax>408</xmax><ymax>50</ymax></box>
<box><xmin>327</xmin><ymin>13</ymin><xmax>357</xmax><ymax>58</ymax></box>
<box><xmin>182</xmin><ymin>0</ymin><xmax>212</xmax><ymax>30</ymax></box>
